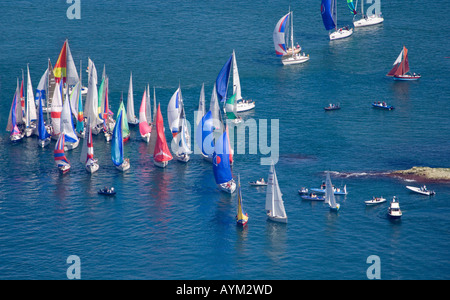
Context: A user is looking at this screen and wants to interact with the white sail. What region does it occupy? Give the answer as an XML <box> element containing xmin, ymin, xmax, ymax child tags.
<box><xmin>266</xmin><ymin>163</ymin><xmax>287</xmax><ymax>219</ymax></box>
<box><xmin>35</xmin><ymin>68</ymin><xmax>48</xmax><ymax>107</ymax></box>
<box><xmin>51</xmin><ymin>82</ymin><xmax>63</xmax><ymax>137</ymax></box>
<box><xmin>196</xmin><ymin>83</ymin><xmax>205</xmax><ymax>128</ymax></box>
<box><xmin>66</xmin><ymin>41</ymin><xmax>79</xmax><ymax>87</ymax></box>
<box><xmin>60</xmin><ymin>93</ymin><xmax>79</xmax><ymax>146</ymax></box>
<box><xmin>232</xmin><ymin>50</ymin><xmax>242</xmax><ymax>101</ymax></box>
<box><xmin>325</xmin><ymin>172</ymin><xmax>338</xmax><ymax>209</ymax></box>
<box><xmin>85</xmin><ymin>58</ymin><xmax>102</xmax><ymax>128</ymax></box>
<box><xmin>127</xmin><ymin>72</ymin><xmax>138</xmax><ymax>123</ymax></box>
<box><xmin>209</xmin><ymin>83</ymin><xmax>222</xmax><ymax>131</ymax></box>
<box><xmin>26</xmin><ymin>65</ymin><xmax>37</xmax><ymax>126</ymax></box>
<box><xmin>168</xmin><ymin>87</ymin><xmax>181</xmax><ymax>135</ymax></box>
<box><xmin>69</xmin><ymin>81</ymin><xmax>81</xmax><ymax>119</ymax></box>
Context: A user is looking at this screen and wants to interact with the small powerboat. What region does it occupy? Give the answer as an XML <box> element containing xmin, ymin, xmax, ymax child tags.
<box><xmin>301</xmin><ymin>193</ymin><xmax>325</xmax><ymax>201</ymax></box>
<box><xmin>365</xmin><ymin>196</ymin><xmax>387</xmax><ymax>205</ymax></box>
<box><xmin>372</xmin><ymin>101</ymin><xmax>394</xmax><ymax>110</ymax></box>
<box><xmin>387</xmin><ymin>197</ymin><xmax>402</xmax><ymax>219</ymax></box>
<box><xmin>406</xmin><ymin>185</ymin><xmax>435</xmax><ymax>196</ymax></box>
<box><xmin>310</xmin><ymin>184</ymin><xmax>347</xmax><ymax>195</ymax></box>
<box><xmin>324</xmin><ymin>103</ymin><xmax>340</xmax><ymax>111</ymax></box>
<box><xmin>298</xmin><ymin>187</ymin><xmax>308</xmax><ymax>194</ymax></box>
<box><xmin>249</xmin><ymin>179</ymin><xmax>267</xmax><ymax>186</ymax></box>
<box><xmin>98</xmin><ymin>187</ymin><xmax>116</xmax><ymax>196</ymax></box>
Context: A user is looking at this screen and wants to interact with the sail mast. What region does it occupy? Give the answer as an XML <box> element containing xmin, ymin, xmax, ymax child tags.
<box><xmin>290</xmin><ymin>10</ymin><xmax>294</xmax><ymax>51</ymax></box>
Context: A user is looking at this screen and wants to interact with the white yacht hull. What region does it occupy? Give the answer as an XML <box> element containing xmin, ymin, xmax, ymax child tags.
<box><xmin>218</xmin><ymin>180</ymin><xmax>236</xmax><ymax>194</ymax></box>
<box><xmin>38</xmin><ymin>137</ymin><xmax>51</xmax><ymax>148</ymax></box>
<box><xmin>86</xmin><ymin>162</ymin><xmax>99</xmax><ymax>174</ymax></box>
<box><xmin>115</xmin><ymin>162</ymin><xmax>130</xmax><ymax>172</ymax></box>
<box><xmin>353</xmin><ymin>16</ymin><xmax>384</xmax><ymax>27</ymax></box>
<box><xmin>154</xmin><ymin>160</ymin><xmax>169</xmax><ymax>168</ymax></box>
<box><xmin>281</xmin><ymin>53</ymin><xmax>310</xmax><ymax>65</ymax></box>
<box><xmin>267</xmin><ymin>213</ymin><xmax>288</xmax><ymax>224</ymax></box>
<box><xmin>236</xmin><ymin>100</ymin><xmax>255</xmax><ymax>112</ymax></box>
<box><xmin>329</xmin><ymin>28</ymin><xmax>353</xmax><ymax>40</ymax></box>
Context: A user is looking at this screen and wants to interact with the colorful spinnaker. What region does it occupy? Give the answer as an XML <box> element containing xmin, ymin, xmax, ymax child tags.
<box><xmin>273</xmin><ymin>12</ymin><xmax>290</xmax><ymax>56</ymax></box>
<box><xmin>321</xmin><ymin>0</ymin><xmax>336</xmax><ymax>31</ymax></box>
<box><xmin>37</xmin><ymin>90</ymin><xmax>51</xmax><ymax>147</ymax></box>
<box><xmin>216</xmin><ymin>55</ymin><xmax>233</xmax><ymax>103</ymax></box>
<box><xmin>195</xmin><ymin>110</ymin><xmax>215</xmax><ymax>161</ymax></box>
<box><xmin>6</xmin><ymin>79</ymin><xmax>24</xmax><ymax>142</ymax></box>
<box><xmin>212</xmin><ymin>128</ymin><xmax>236</xmax><ymax>194</ymax></box>
<box><xmin>139</xmin><ymin>88</ymin><xmax>152</xmax><ymax>142</ymax></box>
<box><xmin>347</xmin><ymin>0</ymin><xmax>357</xmax><ymax>15</ymax></box>
<box><xmin>53</xmin><ymin>39</ymin><xmax>79</xmax><ymax>86</ymax></box>
<box><xmin>153</xmin><ymin>103</ymin><xmax>173</xmax><ymax>168</ymax></box>
<box><xmin>111</xmin><ymin>110</ymin><xmax>130</xmax><ymax>171</ymax></box>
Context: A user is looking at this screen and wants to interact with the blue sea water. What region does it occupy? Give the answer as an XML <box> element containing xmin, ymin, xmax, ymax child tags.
<box><xmin>0</xmin><ymin>0</ymin><xmax>449</xmax><ymax>280</ymax></box>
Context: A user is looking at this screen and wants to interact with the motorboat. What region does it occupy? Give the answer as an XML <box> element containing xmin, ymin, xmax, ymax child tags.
<box><xmin>406</xmin><ymin>185</ymin><xmax>435</xmax><ymax>196</ymax></box>
<box><xmin>365</xmin><ymin>196</ymin><xmax>387</xmax><ymax>205</ymax></box>
<box><xmin>387</xmin><ymin>197</ymin><xmax>402</xmax><ymax>219</ymax></box>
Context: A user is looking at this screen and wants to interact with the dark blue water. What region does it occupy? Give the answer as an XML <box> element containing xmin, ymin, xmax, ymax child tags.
<box><xmin>0</xmin><ymin>0</ymin><xmax>449</xmax><ymax>279</ymax></box>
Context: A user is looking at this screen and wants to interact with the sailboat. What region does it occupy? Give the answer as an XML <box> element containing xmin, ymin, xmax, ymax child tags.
<box><xmin>236</xmin><ymin>174</ymin><xmax>249</xmax><ymax>226</ymax></box>
<box><xmin>54</xmin><ymin>131</ymin><xmax>71</xmax><ymax>174</ymax></box>
<box><xmin>231</xmin><ymin>51</ymin><xmax>255</xmax><ymax>112</ymax></box>
<box><xmin>127</xmin><ymin>72</ymin><xmax>139</xmax><ymax>125</ymax></box>
<box><xmin>265</xmin><ymin>162</ymin><xmax>287</xmax><ymax>223</ymax></box>
<box><xmin>386</xmin><ymin>46</ymin><xmax>421</xmax><ymax>81</ymax></box>
<box><xmin>273</xmin><ymin>10</ymin><xmax>310</xmax><ymax>65</ymax></box>
<box><xmin>117</xmin><ymin>98</ymin><xmax>131</xmax><ymax>142</ymax></box>
<box><xmin>176</xmin><ymin>106</ymin><xmax>192</xmax><ymax>162</ymax></box>
<box><xmin>225</xmin><ymin>93</ymin><xmax>242</xmax><ymax>124</ymax></box>
<box><xmin>80</xmin><ymin>118</ymin><xmax>99</xmax><ymax>173</ymax></box>
<box><xmin>212</xmin><ymin>128</ymin><xmax>236</xmax><ymax>194</ymax></box>
<box><xmin>60</xmin><ymin>89</ymin><xmax>79</xmax><ymax>150</ymax></box>
<box><xmin>70</xmin><ymin>81</ymin><xmax>85</xmax><ymax>139</ymax></box>
<box><xmin>111</xmin><ymin>110</ymin><xmax>130</xmax><ymax>172</ymax></box>
<box><xmin>139</xmin><ymin>88</ymin><xmax>152</xmax><ymax>142</ymax></box>
<box><xmin>168</xmin><ymin>86</ymin><xmax>192</xmax><ymax>162</ymax></box>
<box><xmin>50</xmin><ymin>81</ymin><xmax>63</xmax><ymax>140</ymax></box>
<box><xmin>35</xmin><ymin>67</ymin><xmax>49</xmax><ymax>114</ymax></box>
<box><xmin>153</xmin><ymin>103</ymin><xmax>173</xmax><ymax>168</ymax></box>
<box><xmin>321</xmin><ymin>0</ymin><xmax>353</xmax><ymax>40</ymax></box>
<box><xmin>24</xmin><ymin>65</ymin><xmax>37</xmax><ymax>137</ymax></box>
<box><xmin>85</xmin><ymin>58</ymin><xmax>103</xmax><ymax>135</ymax></box>
<box><xmin>353</xmin><ymin>0</ymin><xmax>384</xmax><ymax>27</ymax></box>
<box><xmin>324</xmin><ymin>172</ymin><xmax>340</xmax><ymax>211</ymax></box>
<box><xmin>196</xmin><ymin>110</ymin><xmax>215</xmax><ymax>162</ymax></box>
<box><xmin>54</xmin><ymin>39</ymin><xmax>80</xmax><ymax>93</ymax></box>
<box><xmin>100</xmin><ymin>76</ymin><xmax>115</xmax><ymax>142</ymax></box>
<box><xmin>6</xmin><ymin>79</ymin><xmax>25</xmax><ymax>143</ymax></box>
<box><xmin>37</xmin><ymin>87</ymin><xmax>51</xmax><ymax>147</ymax></box>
